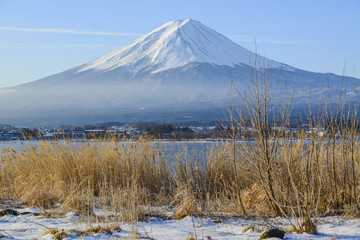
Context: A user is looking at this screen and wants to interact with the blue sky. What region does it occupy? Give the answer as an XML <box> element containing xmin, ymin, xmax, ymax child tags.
<box><xmin>0</xmin><ymin>0</ymin><xmax>359</xmax><ymax>87</ymax></box>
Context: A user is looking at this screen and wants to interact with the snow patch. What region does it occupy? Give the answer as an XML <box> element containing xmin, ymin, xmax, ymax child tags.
<box><xmin>2</xmin><ymin>205</ymin><xmax>360</xmax><ymax>239</ymax></box>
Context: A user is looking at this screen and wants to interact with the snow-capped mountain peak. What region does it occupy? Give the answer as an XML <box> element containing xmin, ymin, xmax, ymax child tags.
<box><xmin>2</xmin><ymin>19</ymin><xmax>357</xmax><ymax>126</ymax></box>
<box><xmin>78</xmin><ymin>19</ymin><xmax>282</xmax><ymax>74</ymax></box>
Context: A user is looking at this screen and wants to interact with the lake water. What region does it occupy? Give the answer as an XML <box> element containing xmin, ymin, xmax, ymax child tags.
<box><xmin>0</xmin><ymin>140</ymin><xmax>41</xmax><ymax>151</ymax></box>
<box><xmin>0</xmin><ymin>140</ymin><xmax>222</xmax><ymax>150</ymax></box>
<box><xmin>0</xmin><ymin>140</ymin><xmax>225</xmax><ymax>163</ymax></box>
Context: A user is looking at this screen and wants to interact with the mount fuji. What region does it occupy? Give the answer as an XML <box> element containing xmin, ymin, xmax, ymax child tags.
<box><xmin>0</xmin><ymin>19</ymin><xmax>358</xmax><ymax>126</ymax></box>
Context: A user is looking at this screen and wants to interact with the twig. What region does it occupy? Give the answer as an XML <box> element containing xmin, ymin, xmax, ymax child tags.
<box><xmin>0</xmin><ymin>229</ymin><xmax>15</xmax><ymax>239</ymax></box>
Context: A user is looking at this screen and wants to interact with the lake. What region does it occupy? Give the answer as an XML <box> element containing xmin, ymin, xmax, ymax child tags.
<box><xmin>0</xmin><ymin>140</ymin><xmax>225</xmax><ymax>163</ymax></box>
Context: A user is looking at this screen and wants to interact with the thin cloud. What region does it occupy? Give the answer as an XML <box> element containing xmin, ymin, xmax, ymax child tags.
<box><xmin>0</xmin><ymin>26</ymin><xmax>142</xmax><ymax>37</ymax></box>
<box><xmin>0</xmin><ymin>42</ymin><xmax>119</xmax><ymax>49</ymax></box>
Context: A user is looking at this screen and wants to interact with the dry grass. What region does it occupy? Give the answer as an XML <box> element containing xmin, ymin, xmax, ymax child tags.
<box><xmin>173</xmin><ymin>184</ymin><xmax>200</xmax><ymax>219</ymax></box>
<box><xmin>241</xmin><ymin>183</ymin><xmax>271</xmax><ymax>216</ymax></box>
<box><xmin>43</xmin><ymin>224</ymin><xmax>121</xmax><ymax>239</ymax></box>
<box><xmin>80</xmin><ymin>224</ymin><xmax>121</xmax><ymax>236</ymax></box>
<box><xmin>242</xmin><ymin>225</ymin><xmax>262</xmax><ymax>233</ymax></box>
<box><xmin>0</xmin><ymin>139</ymin><xmax>174</xmax><ymax>221</ymax></box>
<box><xmin>0</xmin><ymin>126</ymin><xmax>360</xmax><ymax>230</ymax></box>
<box><xmin>43</xmin><ymin>229</ymin><xmax>67</xmax><ymax>240</ymax></box>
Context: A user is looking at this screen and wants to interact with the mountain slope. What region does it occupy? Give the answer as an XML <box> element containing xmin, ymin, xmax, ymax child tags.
<box><xmin>1</xmin><ymin>19</ymin><xmax>358</xmax><ymax>126</ymax></box>
<box><xmin>17</xmin><ymin>19</ymin><xmax>286</xmax><ymax>89</ymax></box>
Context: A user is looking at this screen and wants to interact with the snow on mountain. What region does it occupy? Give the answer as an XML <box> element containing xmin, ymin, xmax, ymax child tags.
<box><xmin>77</xmin><ymin>19</ymin><xmax>284</xmax><ymax>75</ymax></box>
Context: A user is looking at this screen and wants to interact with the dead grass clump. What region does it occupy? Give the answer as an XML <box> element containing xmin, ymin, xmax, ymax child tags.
<box><xmin>20</xmin><ymin>190</ymin><xmax>58</xmax><ymax>209</ymax></box>
<box><xmin>53</xmin><ymin>231</ymin><xmax>67</xmax><ymax>240</ymax></box>
<box><xmin>44</xmin><ymin>225</ymin><xmax>121</xmax><ymax>239</ymax></box>
<box><xmin>287</xmin><ymin>216</ymin><xmax>317</xmax><ymax>235</ymax></box>
<box><xmin>173</xmin><ymin>185</ymin><xmax>200</xmax><ymax>219</ymax></box>
<box><xmin>43</xmin><ymin>229</ymin><xmax>59</xmax><ymax>235</ymax></box>
<box><xmin>129</xmin><ymin>229</ymin><xmax>143</xmax><ymax>239</ymax></box>
<box><xmin>44</xmin><ymin>229</ymin><xmax>67</xmax><ymax>240</ymax></box>
<box><xmin>342</xmin><ymin>208</ymin><xmax>360</xmax><ymax>219</ymax></box>
<box><xmin>128</xmin><ymin>226</ymin><xmax>154</xmax><ymax>239</ymax></box>
<box><xmin>108</xmin><ymin>225</ymin><xmax>122</xmax><ymax>232</ymax></box>
<box><xmin>302</xmin><ymin>216</ymin><xmax>317</xmax><ymax>235</ymax></box>
<box><xmin>185</xmin><ymin>235</ymin><xmax>196</xmax><ymax>240</ymax></box>
<box><xmin>61</xmin><ymin>196</ymin><xmax>93</xmax><ymax>216</ymax></box>
<box><xmin>242</xmin><ymin>225</ymin><xmax>262</xmax><ymax>233</ymax></box>
<box><xmin>241</xmin><ymin>183</ymin><xmax>271</xmax><ymax>215</ymax></box>
<box><xmin>44</xmin><ymin>225</ymin><xmax>122</xmax><ymax>240</ymax></box>
<box><xmin>80</xmin><ymin>225</ymin><xmax>113</xmax><ymax>235</ymax></box>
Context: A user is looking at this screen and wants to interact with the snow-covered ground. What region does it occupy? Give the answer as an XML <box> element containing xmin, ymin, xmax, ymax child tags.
<box><xmin>1</xmin><ymin>205</ymin><xmax>360</xmax><ymax>239</ymax></box>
